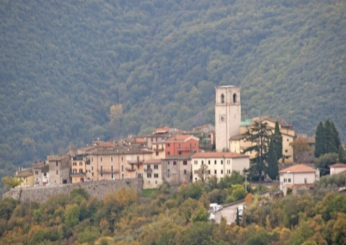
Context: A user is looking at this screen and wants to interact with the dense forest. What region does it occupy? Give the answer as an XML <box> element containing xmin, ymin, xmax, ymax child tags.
<box><xmin>0</xmin><ymin>174</ymin><xmax>346</xmax><ymax>244</ymax></box>
<box><xmin>0</xmin><ymin>0</ymin><xmax>345</xmax><ymax>171</ymax></box>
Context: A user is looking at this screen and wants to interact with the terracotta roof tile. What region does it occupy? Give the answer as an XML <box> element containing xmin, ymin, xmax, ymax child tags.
<box><xmin>143</xmin><ymin>159</ymin><xmax>162</xmax><ymax>164</ymax></box>
<box><xmin>191</xmin><ymin>152</ymin><xmax>249</xmax><ymax>159</ymax></box>
<box><xmin>329</xmin><ymin>163</ymin><xmax>346</xmax><ymax>168</ymax></box>
<box><xmin>279</xmin><ymin>164</ymin><xmax>316</xmax><ymax>173</ymax></box>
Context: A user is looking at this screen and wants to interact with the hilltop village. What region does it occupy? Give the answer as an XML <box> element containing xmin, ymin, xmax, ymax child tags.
<box><xmin>12</xmin><ymin>86</ymin><xmax>324</xmax><ymax>195</ymax></box>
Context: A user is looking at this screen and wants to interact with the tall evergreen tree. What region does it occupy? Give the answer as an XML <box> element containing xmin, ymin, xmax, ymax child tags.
<box><xmin>272</xmin><ymin>121</ymin><xmax>283</xmax><ymax>160</ymax></box>
<box><xmin>243</xmin><ymin>121</ymin><xmax>272</xmax><ymax>181</ymax></box>
<box><xmin>314</xmin><ymin>121</ymin><xmax>325</xmax><ymax>158</ymax></box>
<box><xmin>266</xmin><ymin>140</ymin><xmax>278</xmax><ymax>180</ymax></box>
<box><xmin>338</xmin><ymin>145</ymin><xmax>346</xmax><ymax>164</ymax></box>
<box><xmin>324</xmin><ymin>120</ymin><xmax>338</xmax><ymax>153</ymax></box>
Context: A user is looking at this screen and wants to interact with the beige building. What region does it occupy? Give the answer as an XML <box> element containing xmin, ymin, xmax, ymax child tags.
<box><xmin>15</xmin><ymin>168</ymin><xmax>34</xmax><ymax>188</ymax></box>
<box><xmin>88</xmin><ymin>146</ymin><xmax>153</xmax><ymax>181</ymax></box>
<box><xmin>191</xmin><ymin>152</ymin><xmax>250</xmax><ymax>182</ymax></box>
<box><xmin>230</xmin><ymin>117</ymin><xmax>296</xmax><ymax>164</ymax></box>
<box><xmin>48</xmin><ymin>155</ymin><xmax>71</xmax><ymax>185</ymax></box>
<box><xmin>32</xmin><ymin>161</ymin><xmax>49</xmax><ymax>186</ymax></box>
<box><xmin>279</xmin><ymin>164</ymin><xmax>319</xmax><ymax>195</ymax></box>
<box><xmin>143</xmin><ymin>159</ymin><xmax>163</xmax><ymax>189</ymax></box>
<box><xmin>329</xmin><ymin>163</ymin><xmax>346</xmax><ymax>175</ymax></box>
<box><xmin>151</xmin><ymin>142</ymin><xmax>165</xmax><ymax>159</ymax></box>
<box><xmin>70</xmin><ymin>155</ymin><xmax>87</xmax><ymax>183</ymax></box>
<box><xmin>162</xmin><ymin>155</ymin><xmax>192</xmax><ymax>185</ymax></box>
<box><xmin>215</xmin><ymin>86</ymin><xmax>241</xmax><ymax>152</ymax></box>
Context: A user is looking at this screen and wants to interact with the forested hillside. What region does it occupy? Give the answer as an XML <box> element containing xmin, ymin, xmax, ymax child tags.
<box><xmin>0</xmin><ymin>0</ymin><xmax>345</xmax><ymax>169</ymax></box>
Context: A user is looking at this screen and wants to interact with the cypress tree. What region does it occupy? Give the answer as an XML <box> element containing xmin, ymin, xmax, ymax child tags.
<box><xmin>273</xmin><ymin>121</ymin><xmax>283</xmax><ymax>160</ymax></box>
<box><xmin>266</xmin><ymin>140</ymin><xmax>278</xmax><ymax>180</ymax></box>
<box><xmin>338</xmin><ymin>145</ymin><xmax>346</xmax><ymax>164</ymax></box>
<box><xmin>330</xmin><ymin>121</ymin><xmax>341</xmax><ymax>151</ymax></box>
<box><xmin>324</xmin><ymin>120</ymin><xmax>337</xmax><ymax>153</ymax></box>
<box><xmin>315</xmin><ymin>122</ymin><xmax>325</xmax><ymax>158</ymax></box>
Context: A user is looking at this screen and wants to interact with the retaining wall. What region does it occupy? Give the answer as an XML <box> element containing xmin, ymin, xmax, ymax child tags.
<box><xmin>2</xmin><ymin>178</ymin><xmax>143</xmax><ymax>203</ymax></box>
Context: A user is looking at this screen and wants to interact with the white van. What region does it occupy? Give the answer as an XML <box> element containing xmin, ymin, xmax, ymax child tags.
<box><xmin>209</xmin><ymin>203</ymin><xmax>223</xmax><ymax>213</ymax></box>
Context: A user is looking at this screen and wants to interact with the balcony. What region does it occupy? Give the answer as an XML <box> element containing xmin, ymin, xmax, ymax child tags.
<box><xmin>144</xmin><ymin>168</ymin><xmax>152</xmax><ymax>173</ymax></box>
<box><xmin>70</xmin><ymin>172</ymin><xmax>86</xmax><ymax>176</ymax></box>
<box><xmin>97</xmin><ymin>169</ymin><xmax>120</xmax><ymax>174</ymax></box>
<box><xmin>125</xmin><ymin>167</ymin><xmax>136</xmax><ymax>172</ymax></box>
<box><xmin>128</xmin><ymin>159</ymin><xmax>144</xmax><ymax>164</ymax></box>
<box><xmin>153</xmin><ymin>148</ymin><xmax>164</xmax><ymax>152</ymax></box>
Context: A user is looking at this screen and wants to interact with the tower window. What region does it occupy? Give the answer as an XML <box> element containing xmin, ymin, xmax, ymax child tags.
<box><xmin>221</xmin><ymin>94</ymin><xmax>225</xmax><ymax>103</ymax></box>
<box><xmin>233</xmin><ymin>93</ymin><xmax>237</xmax><ymax>103</ymax></box>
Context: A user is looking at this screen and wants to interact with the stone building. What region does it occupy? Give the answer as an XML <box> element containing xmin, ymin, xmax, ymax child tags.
<box><xmin>143</xmin><ymin>159</ymin><xmax>163</xmax><ymax>189</ymax></box>
<box><xmin>47</xmin><ymin>155</ymin><xmax>71</xmax><ymax>185</ymax></box>
<box><xmin>32</xmin><ymin>161</ymin><xmax>49</xmax><ymax>186</ymax></box>
<box><xmin>162</xmin><ymin>154</ymin><xmax>192</xmax><ymax>185</ymax></box>
<box><xmin>15</xmin><ymin>168</ymin><xmax>34</xmax><ymax>188</ymax></box>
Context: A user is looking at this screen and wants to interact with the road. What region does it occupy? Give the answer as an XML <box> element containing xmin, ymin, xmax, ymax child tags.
<box><xmin>214</xmin><ymin>201</ymin><xmax>244</xmax><ymax>224</ymax></box>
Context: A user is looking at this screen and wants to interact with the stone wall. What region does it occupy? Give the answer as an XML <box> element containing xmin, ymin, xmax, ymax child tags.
<box><xmin>2</xmin><ymin>178</ymin><xmax>143</xmax><ymax>203</ymax></box>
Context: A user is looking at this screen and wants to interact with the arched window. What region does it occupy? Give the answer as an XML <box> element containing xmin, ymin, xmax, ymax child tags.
<box><xmin>221</xmin><ymin>94</ymin><xmax>225</xmax><ymax>103</ymax></box>
<box><xmin>233</xmin><ymin>93</ymin><xmax>237</xmax><ymax>103</ymax></box>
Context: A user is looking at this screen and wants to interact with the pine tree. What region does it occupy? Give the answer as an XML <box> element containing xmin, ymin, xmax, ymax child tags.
<box><xmin>314</xmin><ymin>122</ymin><xmax>325</xmax><ymax>158</ymax></box>
<box><xmin>324</xmin><ymin>120</ymin><xmax>338</xmax><ymax>153</ymax></box>
<box><xmin>273</xmin><ymin>121</ymin><xmax>283</xmax><ymax>160</ymax></box>
<box><xmin>266</xmin><ymin>140</ymin><xmax>278</xmax><ymax>180</ymax></box>
<box><xmin>338</xmin><ymin>145</ymin><xmax>346</xmax><ymax>164</ymax></box>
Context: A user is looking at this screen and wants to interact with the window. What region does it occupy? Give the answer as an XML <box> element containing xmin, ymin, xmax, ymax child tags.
<box><xmin>184</xmin><ymin>170</ymin><xmax>187</xmax><ymax>174</ymax></box>
<box><xmin>284</xmin><ymin>178</ymin><xmax>287</xmax><ymax>182</ymax></box>
<box><xmin>121</xmin><ymin>156</ymin><xmax>123</xmax><ymax>161</ymax></box>
<box><xmin>92</xmin><ymin>173</ymin><xmax>94</xmax><ymax>176</ymax></box>
<box><xmin>121</xmin><ymin>165</ymin><xmax>124</xmax><ymax>171</ymax></box>
<box><xmin>214</xmin><ymin>170</ymin><xmax>217</xmax><ymax>174</ymax></box>
<box><xmin>91</xmin><ymin>157</ymin><xmax>93</xmax><ymax>162</ymax></box>
<box><xmin>208</xmin><ymin>170</ymin><xmax>211</xmax><ymax>174</ymax></box>
<box><xmin>167</xmin><ymin>143</ymin><xmax>170</xmax><ymax>147</ymax></box>
<box><xmin>215</xmin><ymin>160</ymin><xmax>217</xmax><ymax>165</ymax></box>
<box><xmin>221</xmin><ymin>160</ymin><xmax>223</xmax><ymax>165</ymax></box>
<box><xmin>287</xmin><ymin>139</ymin><xmax>289</xmax><ymax>142</ymax></box>
<box><xmin>221</xmin><ymin>94</ymin><xmax>225</xmax><ymax>103</ymax></box>
<box><xmin>35</xmin><ymin>171</ymin><xmax>38</xmax><ymax>175</ymax></box>
<box><xmin>73</xmin><ymin>162</ymin><xmax>77</xmax><ymax>166</ymax></box>
<box><xmin>167</xmin><ymin>152</ymin><xmax>170</xmax><ymax>156</ymax></box>
<box><xmin>56</xmin><ymin>161</ymin><xmax>58</xmax><ymax>166</ymax></box>
<box><xmin>91</xmin><ymin>166</ymin><xmax>94</xmax><ymax>170</ymax></box>
<box><xmin>233</xmin><ymin>93</ymin><xmax>237</xmax><ymax>103</ymax></box>
<box><xmin>194</xmin><ymin>161</ymin><xmax>198</xmax><ymax>165</ymax></box>
<box><xmin>154</xmin><ymin>164</ymin><xmax>158</xmax><ymax>169</ymax></box>
<box><xmin>195</xmin><ymin>177</ymin><xmax>197</xmax><ymax>182</ymax></box>
<box><xmin>285</xmin><ymin>149</ymin><xmax>288</xmax><ymax>153</ymax></box>
<box><xmin>100</xmin><ymin>157</ymin><xmax>103</xmax><ymax>162</ymax></box>
<box><xmin>227</xmin><ymin>160</ymin><xmax>230</xmax><ymax>165</ymax></box>
<box><xmin>173</xmin><ymin>161</ymin><xmax>177</xmax><ymax>165</ymax></box>
<box><xmin>111</xmin><ymin>157</ymin><xmax>113</xmax><ymax>162</ymax></box>
<box><xmin>221</xmin><ymin>170</ymin><xmax>223</xmax><ymax>174</ymax></box>
<box><xmin>227</xmin><ymin>170</ymin><xmax>231</xmax><ymax>174</ymax></box>
<box><xmin>288</xmin><ymin>178</ymin><xmax>291</xmax><ymax>183</ymax></box>
<box><xmin>79</xmin><ymin>162</ymin><xmax>83</xmax><ymax>166</ymax></box>
<box><xmin>122</xmin><ymin>174</ymin><xmax>124</xmax><ymax>179</ymax></box>
<box><xmin>194</xmin><ymin>170</ymin><xmax>198</xmax><ymax>174</ymax></box>
<box><xmin>154</xmin><ymin>174</ymin><xmax>159</xmax><ymax>178</ymax></box>
<box><xmin>208</xmin><ymin>160</ymin><xmax>211</xmax><ymax>165</ymax></box>
<box><xmin>79</xmin><ymin>169</ymin><xmax>83</xmax><ymax>173</ymax></box>
<box><xmin>156</xmin><ymin>152</ymin><xmax>159</xmax><ymax>156</ymax></box>
<box><xmin>183</xmin><ymin>161</ymin><xmax>187</xmax><ymax>165</ymax></box>
<box><xmin>56</xmin><ymin>170</ymin><xmax>58</xmax><ymax>175</ymax></box>
<box><xmin>73</xmin><ymin>169</ymin><xmax>77</xmax><ymax>173</ymax></box>
<box><xmin>147</xmin><ymin>173</ymin><xmax>152</xmax><ymax>178</ymax></box>
<box><xmin>43</xmin><ymin>173</ymin><xmax>46</xmax><ymax>177</ymax></box>
<box><xmin>111</xmin><ymin>165</ymin><xmax>113</xmax><ymax>172</ymax></box>
<box><xmin>100</xmin><ymin>165</ymin><xmax>103</xmax><ymax>173</ymax></box>
<box><xmin>304</xmin><ymin>178</ymin><xmax>307</xmax><ymax>184</ymax></box>
<box><xmin>167</xmin><ymin>161</ymin><xmax>170</xmax><ymax>165</ymax></box>
<box><xmin>178</xmin><ymin>151</ymin><xmax>181</xmax><ymax>155</ymax></box>
<box><xmin>201</xmin><ymin>161</ymin><xmax>204</xmax><ymax>165</ymax></box>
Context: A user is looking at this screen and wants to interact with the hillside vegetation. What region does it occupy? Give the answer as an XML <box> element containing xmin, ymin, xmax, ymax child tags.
<box><xmin>0</xmin><ymin>0</ymin><xmax>345</xmax><ymax>169</ymax></box>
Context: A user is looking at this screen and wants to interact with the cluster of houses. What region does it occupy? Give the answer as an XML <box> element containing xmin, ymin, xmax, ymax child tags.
<box><xmin>13</xmin><ymin>85</ymin><xmax>341</xmax><ymax>195</ymax></box>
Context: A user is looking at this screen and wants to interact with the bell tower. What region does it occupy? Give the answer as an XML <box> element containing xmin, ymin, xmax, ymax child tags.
<box><xmin>215</xmin><ymin>86</ymin><xmax>241</xmax><ymax>152</ymax></box>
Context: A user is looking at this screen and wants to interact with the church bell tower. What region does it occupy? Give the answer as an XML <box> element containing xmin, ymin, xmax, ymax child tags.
<box><xmin>215</xmin><ymin>86</ymin><xmax>241</xmax><ymax>152</ymax></box>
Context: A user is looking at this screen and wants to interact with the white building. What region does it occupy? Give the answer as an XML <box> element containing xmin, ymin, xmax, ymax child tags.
<box><xmin>329</xmin><ymin>163</ymin><xmax>346</xmax><ymax>175</ymax></box>
<box><xmin>279</xmin><ymin>164</ymin><xmax>319</xmax><ymax>195</ymax></box>
<box><xmin>191</xmin><ymin>152</ymin><xmax>249</xmax><ymax>182</ymax></box>
<box><xmin>215</xmin><ymin>86</ymin><xmax>241</xmax><ymax>152</ymax></box>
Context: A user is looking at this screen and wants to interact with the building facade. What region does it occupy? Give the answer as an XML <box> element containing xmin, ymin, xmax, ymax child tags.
<box><xmin>279</xmin><ymin>164</ymin><xmax>319</xmax><ymax>195</ymax></box>
<box><xmin>191</xmin><ymin>152</ymin><xmax>249</xmax><ymax>182</ymax></box>
<box><xmin>48</xmin><ymin>155</ymin><xmax>71</xmax><ymax>185</ymax></box>
<box><xmin>15</xmin><ymin>168</ymin><xmax>34</xmax><ymax>188</ymax></box>
<box><xmin>32</xmin><ymin>161</ymin><xmax>49</xmax><ymax>186</ymax></box>
<box><xmin>162</xmin><ymin>155</ymin><xmax>192</xmax><ymax>185</ymax></box>
<box><xmin>70</xmin><ymin>155</ymin><xmax>87</xmax><ymax>183</ymax></box>
<box><xmin>143</xmin><ymin>159</ymin><xmax>163</xmax><ymax>189</ymax></box>
<box><xmin>165</xmin><ymin>135</ymin><xmax>199</xmax><ymax>157</ymax></box>
<box><xmin>215</xmin><ymin>86</ymin><xmax>241</xmax><ymax>152</ymax></box>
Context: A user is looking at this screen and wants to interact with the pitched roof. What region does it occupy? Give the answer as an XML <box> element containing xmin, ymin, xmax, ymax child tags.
<box><xmin>143</xmin><ymin>159</ymin><xmax>162</xmax><ymax>165</ymax></box>
<box><xmin>229</xmin><ymin>134</ymin><xmax>245</xmax><ymax>140</ymax></box>
<box><xmin>164</xmin><ymin>154</ymin><xmax>192</xmax><ymax>160</ymax></box>
<box><xmin>279</xmin><ymin>164</ymin><xmax>316</xmax><ymax>173</ymax></box>
<box><xmin>154</xmin><ymin>127</ymin><xmax>171</xmax><ymax>134</ymax></box>
<box><xmin>329</xmin><ymin>163</ymin><xmax>346</xmax><ymax>168</ymax></box>
<box><xmin>191</xmin><ymin>152</ymin><xmax>249</xmax><ymax>159</ymax></box>
<box><xmin>16</xmin><ymin>168</ymin><xmax>33</xmax><ymax>178</ymax></box>
<box><xmin>165</xmin><ymin>135</ymin><xmax>199</xmax><ymax>143</ymax></box>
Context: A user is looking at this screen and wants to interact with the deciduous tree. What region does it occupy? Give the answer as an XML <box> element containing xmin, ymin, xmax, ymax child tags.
<box><xmin>290</xmin><ymin>138</ymin><xmax>312</xmax><ymax>163</ymax></box>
